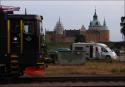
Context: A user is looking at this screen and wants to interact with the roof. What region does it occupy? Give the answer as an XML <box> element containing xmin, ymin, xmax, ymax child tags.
<box><xmin>65</xmin><ymin>30</ymin><xmax>80</xmax><ymax>37</ymax></box>
<box><xmin>73</xmin><ymin>42</ymin><xmax>107</xmax><ymax>47</ymax></box>
<box><xmin>7</xmin><ymin>14</ymin><xmax>43</xmax><ymax>21</ymax></box>
<box><xmin>89</xmin><ymin>9</ymin><xmax>101</xmax><ymax>27</ymax></box>
<box><xmin>90</xmin><ymin>20</ymin><xmax>101</xmax><ymax>27</ymax></box>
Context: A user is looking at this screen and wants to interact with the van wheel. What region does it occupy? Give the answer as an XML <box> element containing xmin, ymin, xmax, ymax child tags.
<box><xmin>106</xmin><ymin>56</ymin><xmax>112</xmax><ymax>63</ymax></box>
<box><xmin>106</xmin><ymin>56</ymin><xmax>111</xmax><ymax>59</ymax></box>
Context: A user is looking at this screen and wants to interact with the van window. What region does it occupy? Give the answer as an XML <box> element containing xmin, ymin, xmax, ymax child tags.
<box><xmin>75</xmin><ymin>47</ymin><xmax>83</xmax><ymax>50</ymax></box>
<box><xmin>101</xmin><ymin>47</ymin><xmax>108</xmax><ymax>52</ymax></box>
<box><xmin>86</xmin><ymin>46</ymin><xmax>89</xmax><ymax>47</ymax></box>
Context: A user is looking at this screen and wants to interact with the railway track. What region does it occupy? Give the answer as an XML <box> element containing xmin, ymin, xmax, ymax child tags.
<box><xmin>0</xmin><ymin>75</ymin><xmax>125</xmax><ymax>86</ymax></box>
<box><xmin>0</xmin><ymin>81</ymin><xmax>125</xmax><ymax>87</ymax></box>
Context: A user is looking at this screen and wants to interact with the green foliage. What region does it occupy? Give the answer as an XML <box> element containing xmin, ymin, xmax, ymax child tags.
<box><xmin>40</xmin><ymin>35</ymin><xmax>48</xmax><ymax>57</ymax></box>
<box><xmin>120</xmin><ymin>17</ymin><xmax>125</xmax><ymax>36</ymax></box>
<box><xmin>121</xmin><ymin>26</ymin><xmax>125</xmax><ymax>36</ymax></box>
<box><xmin>106</xmin><ymin>58</ymin><xmax>113</xmax><ymax>63</ymax></box>
<box><xmin>101</xmin><ymin>41</ymin><xmax>124</xmax><ymax>49</ymax></box>
<box><xmin>47</xmin><ymin>42</ymin><xmax>71</xmax><ymax>50</ymax></box>
<box><xmin>74</xmin><ymin>34</ymin><xmax>86</xmax><ymax>42</ymax></box>
<box><xmin>45</xmin><ymin>34</ymin><xmax>50</xmax><ymax>43</ymax></box>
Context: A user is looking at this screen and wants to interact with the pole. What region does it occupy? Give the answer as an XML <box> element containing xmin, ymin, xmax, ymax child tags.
<box><xmin>123</xmin><ymin>0</ymin><xmax>125</xmax><ymax>62</ymax></box>
<box><xmin>124</xmin><ymin>0</ymin><xmax>125</xmax><ymax>16</ymax></box>
<box><xmin>0</xmin><ymin>0</ymin><xmax>2</xmax><ymax>8</ymax></box>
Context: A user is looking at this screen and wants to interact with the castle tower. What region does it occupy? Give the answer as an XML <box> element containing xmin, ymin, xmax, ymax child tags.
<box><xmin>93</xmin><ymin>9</ymin><xmax>97</xmax><ymax>20</ymax></box>
<box><xmin>80</xmin><ymin>25</ymin><xmax>86</xmax><ymax>36</ymax></box>
<box><xmin>103</xmin><ymin>18</ymin><xmax>106</xmax><ymax>26</ymax></box>
<box><xmin>54</xmin><ymin>17</ymin><xmax>64</xmax><ymax>35</ymax></box>
<box><xmin>89</xmin><ymin>9</ymin><xmax>101</xmax><ymax>28</ymax></box>
<box><xmin>103</xmin><ymin>18</ymin><xmax>108</xmax><ymax>30</ymax></box>
<box><xmin>80</xmin><ymin>25</ymin><xmax>86</xmax><ymax>31</ymax></box>
<box><xmin>86</xmin><ymin>9</ymin><xmax>109</xmax><ymax>42</ymax></box>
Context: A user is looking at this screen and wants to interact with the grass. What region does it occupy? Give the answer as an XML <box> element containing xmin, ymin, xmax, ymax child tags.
<box><xmin>45</xmin><ymin>60</ymin><xmax>125</xmax><ymax>76</ymax></box>
<box><xmin>111</xmin><ymin>68</ymin><xmax>125</xmax><ymax>74</ymax></box>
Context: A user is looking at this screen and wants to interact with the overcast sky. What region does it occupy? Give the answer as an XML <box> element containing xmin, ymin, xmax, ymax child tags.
<box><xmin>1</xmin><ymin>0</ymin><xmax>124</xmax><ymax>41</ymax></box>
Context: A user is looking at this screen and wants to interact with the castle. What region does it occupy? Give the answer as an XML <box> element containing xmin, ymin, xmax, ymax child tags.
<box><xmin>46</xmin><ymin>9</ymin><xmax>109</xmax><ymax>43</ymax></box>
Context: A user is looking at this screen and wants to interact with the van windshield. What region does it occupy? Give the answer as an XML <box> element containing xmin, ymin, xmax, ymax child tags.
<box><xmin>101</xmin><ymin>47</ymin><xmax>112</xmax><ymax>52</ymax></box>
<box><xmin>105</xmin><ymin>47</ymin><xmax>112</xmax><ymax>52</ymax></box>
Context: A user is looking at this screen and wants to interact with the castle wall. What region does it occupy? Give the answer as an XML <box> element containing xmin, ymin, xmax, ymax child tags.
<box><xmin>86</xmin><ymin>29</ymin><xmax>109</xmax><ymax>42</ymax></box>
<box><xmin>46</xmin><ymin>29</ymin><xmax>109</xmax><ymax>43</ymax></box>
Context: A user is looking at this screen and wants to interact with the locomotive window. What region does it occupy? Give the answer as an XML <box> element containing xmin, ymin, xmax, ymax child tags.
<box><xmin>24</xmin><ymin>25</ymin><xmax>29</xmax><ymax>33</ymax></box>
<box><xmin>24</xmin><ymin>22</ymin><xmax>34</xmax><ymax>34</ymax></box>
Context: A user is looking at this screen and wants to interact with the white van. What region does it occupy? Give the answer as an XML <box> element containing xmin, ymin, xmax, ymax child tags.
<box><xmin>72</xmin><ymin>42</ymin><xmax>117</xmax><ymax>60</ymax></box>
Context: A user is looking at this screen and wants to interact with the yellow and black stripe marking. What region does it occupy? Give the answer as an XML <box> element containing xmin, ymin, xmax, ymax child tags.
<box><xmin>20</xmin><ymin>20</ymin><xmax>23</xmax><ymax>54</ymax></box>
<box><xmin>7</xmin><ymin>20</ymin><xmax>10</xmax><ymax>54</ymax></box>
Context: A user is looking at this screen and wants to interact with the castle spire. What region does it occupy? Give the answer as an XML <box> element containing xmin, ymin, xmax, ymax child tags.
<box><xmin>89</xmin><ymin>8</ymin><xmax>101</xmax><ymax>28</ymax></box>
<box><xmin>93</xmin><ymin>8</ymin><xmax>98</xmax><ymax>20</ymax></box>
<box><xmin>54</xmin><ymin>16</ymin><xmax>64</xmax><ymax>35</ymax></box>
<box><xmin>59</xmin><ymin>16</ymin><xmax>61</xmax><ymax>23</ymax></box>
<box><xmin>89</xmin><ymin>20</ymin><xmax>92</xmax><ymax>26</ymax></box>
<box><xmin>94</xmin><ymin>9</ymin><xmax>97</xmax><ymax>16</ymax></box>
<box><xmin>103</xmin><ymin>18</ymin><xmax>106</xmax><ymax>26</ymax></box>
<box><xmin>25</xmin><ymin>8</ymin><xmax>27</xmax><ymax>15</ymax></box>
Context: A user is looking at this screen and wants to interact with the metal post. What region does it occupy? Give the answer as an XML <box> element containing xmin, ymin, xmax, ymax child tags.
<box><xmin>124</xmin><ymin>0</ymin><xmax>125</xmax><ymax>16</ymax></box>
<box><xmin>0</xmin><ymin>0</ymin><xmax>1</xmax><ymax>5</ymax></box>
<box><xmin>7</xmin><ymin>20</ymin><xmax>10</xmax><ymax>54</ymax></box>
<box><xmin>20</xmin><ymin>20</ymin><xmax>23</xmax><ymax>54</ymax></box>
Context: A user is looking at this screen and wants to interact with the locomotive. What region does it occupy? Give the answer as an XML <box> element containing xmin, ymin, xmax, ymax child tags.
<box><xmin>0</xmin><ymin>6</ymin><xmax>47</xmax><ymax>77</ymax></box>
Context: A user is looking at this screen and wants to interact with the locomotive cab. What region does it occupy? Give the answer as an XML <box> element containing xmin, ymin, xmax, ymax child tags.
<box><xmin>0</xmin><ymin>14</ymin><xmax>45</xmax><ymax>77</ymax></box>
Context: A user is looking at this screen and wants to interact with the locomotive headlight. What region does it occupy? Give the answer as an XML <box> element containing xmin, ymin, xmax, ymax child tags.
<box><xmin>13</xmin><ymin>37</ymin><xmax>18</xmax><ymax>41</ymax></box>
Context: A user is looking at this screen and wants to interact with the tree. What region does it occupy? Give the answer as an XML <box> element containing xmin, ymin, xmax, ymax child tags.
<box><xmin>120</xmin><ymin>16</ymin><xmax>125</xmax><ymax>40</ymax></box>
<box><xmin>120</xmin><ymin>16</ymin><xmax>125</xmax><ymax>54</ymax></box>
<box><xmin>74</xmin><ymin>34</ymin><xmax>86</xmax><ymax>42</ymax></box>
<box><xmin>121</xmin><ymin>26</ymin><xmax>125</xmax><ymax>38</ymax></box>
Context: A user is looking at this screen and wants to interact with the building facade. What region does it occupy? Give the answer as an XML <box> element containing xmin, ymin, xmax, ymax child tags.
<box><xmin>46</xmin><ymin>9</ymin><xmax>109</xmax><ymax>43</ymax></box>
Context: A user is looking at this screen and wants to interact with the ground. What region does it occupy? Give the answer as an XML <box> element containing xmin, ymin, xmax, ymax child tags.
<box><xmin>45</xmin><ymin>60</ymin><xmax>125</xmax><ymax>76</ymax></box>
